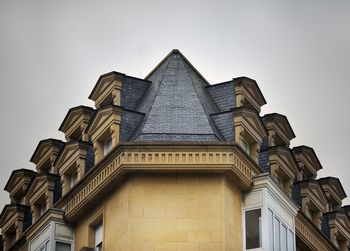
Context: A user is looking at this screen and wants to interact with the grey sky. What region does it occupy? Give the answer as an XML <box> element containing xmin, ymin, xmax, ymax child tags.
<box><xmin>0</xmin><ymin>0</ymin><xmax>349</xmax><ymax>211</ymax></box>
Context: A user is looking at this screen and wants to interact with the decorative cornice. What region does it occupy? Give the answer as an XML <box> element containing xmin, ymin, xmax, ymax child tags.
<box><xmin>296</xmin><ymin>211</ymin><xmax>337</xmax><ymax>251</ymax></box>
<box><xmin>55</xmin><ymin>143</ymin><xmax>260</xmax><ymax>222</ymax></box>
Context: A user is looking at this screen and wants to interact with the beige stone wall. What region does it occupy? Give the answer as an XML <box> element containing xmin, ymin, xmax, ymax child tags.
<box><xmin>74</xmin><ymin>174</ymin><xmax>242</xmax><ymax>251</ymax></box>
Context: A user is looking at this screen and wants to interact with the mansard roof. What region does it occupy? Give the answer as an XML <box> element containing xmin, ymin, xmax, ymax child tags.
<box><xmin>134</xmin><ymin>50</ymin><xmax>221</xmax><ymax>142</ymax></box>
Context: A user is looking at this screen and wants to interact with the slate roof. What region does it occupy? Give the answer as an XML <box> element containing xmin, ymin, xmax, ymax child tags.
<box><xmin>134</xmin><ymin>50</ymin><xmax>222</xmax><ymax>142</ymax></box>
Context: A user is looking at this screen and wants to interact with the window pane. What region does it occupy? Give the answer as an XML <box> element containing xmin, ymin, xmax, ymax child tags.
<box><xmin>56</xmin><ymin>242</ymin><xmax>71</xmax><ymax>251</ymax></box>
<box><xmin>95</xmin><ymin>223</ymin><xmax>103</xmax><ymax>247</ymax></box>
<box><xmin>274</xmin><ymin>217</ymin><xmax>280</xmax><ymax>251</ymax></box>
<box><xmin>103</xmin><ymin>138</ymin><xmax>112</xmax><ymax>155</ymax></box>
<box><xmin>281</xmin><ymin>224</ymin><xmax>287</xmax><ymax>251</ymax></box>
<box><xmin>268</xmin><ymin>209</ymin><xmax>274</xmax><ymax>251</ymax></box>
<box><xmin>245</xmin><ymin>209</ymin><xmax>262</xmax><ymax>249</ymax></box>
<box><xmin>288</xmin><ymin>230</ymin><xmax>294</xmax><ymax>251</ymax></box>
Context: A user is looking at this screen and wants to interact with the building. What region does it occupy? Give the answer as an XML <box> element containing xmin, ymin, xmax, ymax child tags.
<box><xmin>0</xmin><ymin>49</ymin><xmax>349</xmax><ymax>251</ymax></box>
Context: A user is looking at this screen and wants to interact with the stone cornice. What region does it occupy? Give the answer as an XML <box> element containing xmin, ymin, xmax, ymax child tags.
<box><xmin>54</xmin><ymin>142</ymin><xmax>260</xmax><ymax>222</ymax></box>
<box><xmin>296</xmin><ymin>211</ymin><xmax>337</xmax><ymax>251</ymax></box>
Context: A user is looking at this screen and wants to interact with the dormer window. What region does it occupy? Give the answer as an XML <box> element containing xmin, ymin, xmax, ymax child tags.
<box><xmin>86</xmin><ymin>106</ymin><xmax>122</xmax><ymax>163</ymax></box>
<box><xmin>292</xmin><ymin>146</ymin><xmax>323</xmax><ymax>181</ymax></box>
<box><xmin>70</xmin><ymin>170</ymin><xmax>78</xmax><ymax>188</ymax></box>
<box><xmin>234</xmin><ymin>77</ymin><xmax>266</xmax><ymax>113</ymax></box>
<box><xmin>30</xmin><ymin>139</ymin><xmax>64</xmax><ymax>174</ymax></box>
<box><xmin>34</xmin><ymin>198</ymin><xmax>47</xmax><ymax>218</ymax></box>
<box><xmin>88</xmin><ymin>72</ymin><xmax>124</xmax><ymax>108</ymax></box>
<box><xmin>103</xmin><ymin>137</ymin><xmax>113</xmax><ymax>156</ymax></box>
<box><xmin>55</xmin><ymin>141</ymin><xmax>93</xmax><ymax>195</ymax></box>
<box><xmin>59</xmin><ymin>106</ymin><xmax>95</xmax><ymax>142</ymax></box>
<box><xmin>234</xmin><ymin>107</ymin><xmax>266</xmax><ymax>163</ymax></box>
<box><xmin>27</xmin><ymin>173</ymin><xmax>60</xmax><ymax>223</ymax></box>
<box><xmin>268</xmin><ymin>147</ymin><xmax>298</xmax><ymax>197</ymax></box>
<box><xmin>240</xmin><ymin>137</ymin><xmax>251</xmax><ymax>155</ymax></box>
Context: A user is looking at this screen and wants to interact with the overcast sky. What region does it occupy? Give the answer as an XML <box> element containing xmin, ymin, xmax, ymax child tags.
<box><xmin>0</xmin><ymin>0</ymin><xmax>349</xmax><ymax>211</ymax></box>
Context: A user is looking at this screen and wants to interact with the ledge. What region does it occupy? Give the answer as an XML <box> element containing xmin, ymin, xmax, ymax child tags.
<box><xmin>55</xmin><ymin>143</ymin><xmax>260</xmax><ymax>222</ymax></box>
<box><xmin>295</xmin><ymin>211</ymin><xmax>336</xmax><ymax>251</ymax></box>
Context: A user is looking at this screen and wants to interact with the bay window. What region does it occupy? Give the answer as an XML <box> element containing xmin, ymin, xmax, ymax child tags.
<box><xmin>245</xmin><ymin>209</ymin><xmax>262</xmax><ymax>249</ymax></box>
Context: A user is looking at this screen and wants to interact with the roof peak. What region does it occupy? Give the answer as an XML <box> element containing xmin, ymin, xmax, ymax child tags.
<box><xmin>145</xmin><ymin>49</ymin><xmax>209</xmax><ymax>86</ymax></box>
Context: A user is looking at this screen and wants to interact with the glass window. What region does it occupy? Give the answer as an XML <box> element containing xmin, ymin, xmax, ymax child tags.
<box><xmin>39</xmin><ymin>203</ymin><xmax>46</xmax><ymax>217</ymax></box>
<box><xmin>281</xmin><ymin>224</ymin><xmax>287</xmax><ymax>251</ymax></box>
<box><xmin>103</xmin><ymin>138</ymin><xmax>112</xmax><ymax>155</ymax></box>
<box><xmin>36</xmin><ymin>240</ymin><xmax>49</xmax><ymax>251</ymax></box>
<box><xmin>245</xmin><ymin>209</ymin><xmax>262</xmax><ymax>249</ymax></box>
<box><xmin>268</xmin><ymin>209</ymin><xmax>274</xmax><ymax>250</ymax></box>
<box><xmin>274</xmin><ymin>217</ymin><xmax>280</xmax><ymax>251</ymax></box>
<box><xmin>56</xmin><ymin>242</ymin><xmax>71</xmax><ymax>251</ymax></box>
<box><xmin>70</xmin><ymin>171</ymin><xmax>78</xmax><ymax>188</ymax></box>
<box><xmin>241</xmin><ymin>138</ymin><xmax>251</xmax><ymax>155</ymax></box>
<box><xmin>288</xmin><ymin>230</ymin><xmax>294</xmax><ymax>251</ymax></box>
<box><xmin>95</xmin><ymin>223</ymin><xmax>103</xmax><ymax>251</ymax></box>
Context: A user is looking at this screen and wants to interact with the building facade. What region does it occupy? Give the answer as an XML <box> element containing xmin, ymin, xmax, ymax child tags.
<box><xmin>1</xmin><ymin>49</ymin><xmax>350</xmax><ymax>251</ymax></box>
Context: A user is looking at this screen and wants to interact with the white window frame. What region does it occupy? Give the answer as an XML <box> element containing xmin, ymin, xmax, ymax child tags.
<box><xmin>70</xmin><ymin>170</ymin><xmax>78</xmax><ymax>188</ymax></box>
<box><xmin>95</xmin><ymin>222</ymin><xmax>103</xmax><ymax>251</ymax></box>
<box><xmin>103</xmin><ymin>137</ymin><xmax>112</xmax><ymax>156</ymax></box>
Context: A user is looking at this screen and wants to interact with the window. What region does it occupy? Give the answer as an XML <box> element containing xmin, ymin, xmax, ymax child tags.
<box><xmin>269</xmin><ymin>210</ymin><xmax>295</xmax><ymax>251</ymax></box>
<box><xmin>288</xmin><ymin>230</ymin><xmax>294</xmax><ymax>251</ymax></box>
<box><xmin>274</xmin><ymin>217</ymin><xmax>280</xmax><ymax>251</ymax></box>
<box><xmin>37</xmin><ymin>202</ymin><xmax>46</xmax><ymax>217</ymax></box>
<box><xmin>241</xmin><ymin>137</ymin><xmax>251</xmax><ymax>155</ymax></box>
<box><xmin>56</xmin><ymin>242</ymin><xmax>71</xmax><ymax>251</ymax></box>
<box><xmin>37</xmin><ymin>240</ymin><xmax>49</xmax><ymax>251</ymax></box>
<box><xmin>103</xmin><ymin>137</ymin><xmax>112</xmax><ymax>156</ymax></box>
<box><xmin>70</xmin><ymin>170</ymin><xmax>78</xmax><ymax>188</ymax></box>
<box><xmin>245</xmin><ymin>209</ymin><xmax>262</xmax><ymax>249</ymax></box>
<box><xmin>268</xmin><ymin>209</ymin><xmax>274</xmax><ymax>250</ymax></box>
<box><xmin>281</xmin><ymin>224</ymin><xmax>287</xmax><ymax>251</ymax></box>
<box><xmin>95</xmin><ymin>222</ymin><xmax>103</xmax><ymax>251</ymax></box>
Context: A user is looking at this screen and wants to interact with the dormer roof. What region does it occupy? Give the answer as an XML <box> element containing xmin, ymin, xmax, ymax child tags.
<box><xmin>263</xmin><ymin>113</ymin><xmax>296</xmax><ymax>145</ymax></box>
<box><xmin>234</xmin><ymin>107</ymin><xmax>268</xmax><ymax>141</ymax></box>
<box><xmin>26</xmin><ymin>173</ymin><xmax>60</xmax><ymax>206</ymax></box>
<box><xmin>318</xmin><ymin>177</ymin><xmax>347</xmax><ymax>204</ymax></box>
<box><xmin>234</xmin><ymin>76</ymin><xmax>267</xmax><ymax>109</ymax></box>
<box><xmin>298</xmin><ymin>180</ymin><xmax>328</xmax><ymax>212</ymax></box>
<box><xmin>88</xmin><ymin>71</ymin><xmax>124</xmax><ymax>107</ymax></box>
<box><xmin>30</xmin><ymin>139</ymin><xmax>65</xmax><ymax>173</ymax></box>
<box><xmin>268</xmin><ymin>146</ymin><xmax>299</xmax><ymax>178</ymax></box>
<box><xmin>0</xmin><ymin>204</ymin><xmax>30</xmax><ymax>229</ymax></box>
<box><xmin>85</xmin><ymin>105</ymin><xmax>122</xmax><ymax>140</ymax></box>
<box><xmin>4</xmin><ymin>169</ymin><xmax>36</xmax><ymax>199</ymax></box>
<box><xmin>292</xmin><ymin>145</ymin><xmax>323</xmax><ymax>179</ymax></box>
<box><xmin>55</xmin><ymin>140</ymin><xmax>91</xmax><ymax>171</ymax></box>
<box><xmin>58</xmin><ymin>106</ymin><xmax>95</xmax><ymax>141</ymax></box>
